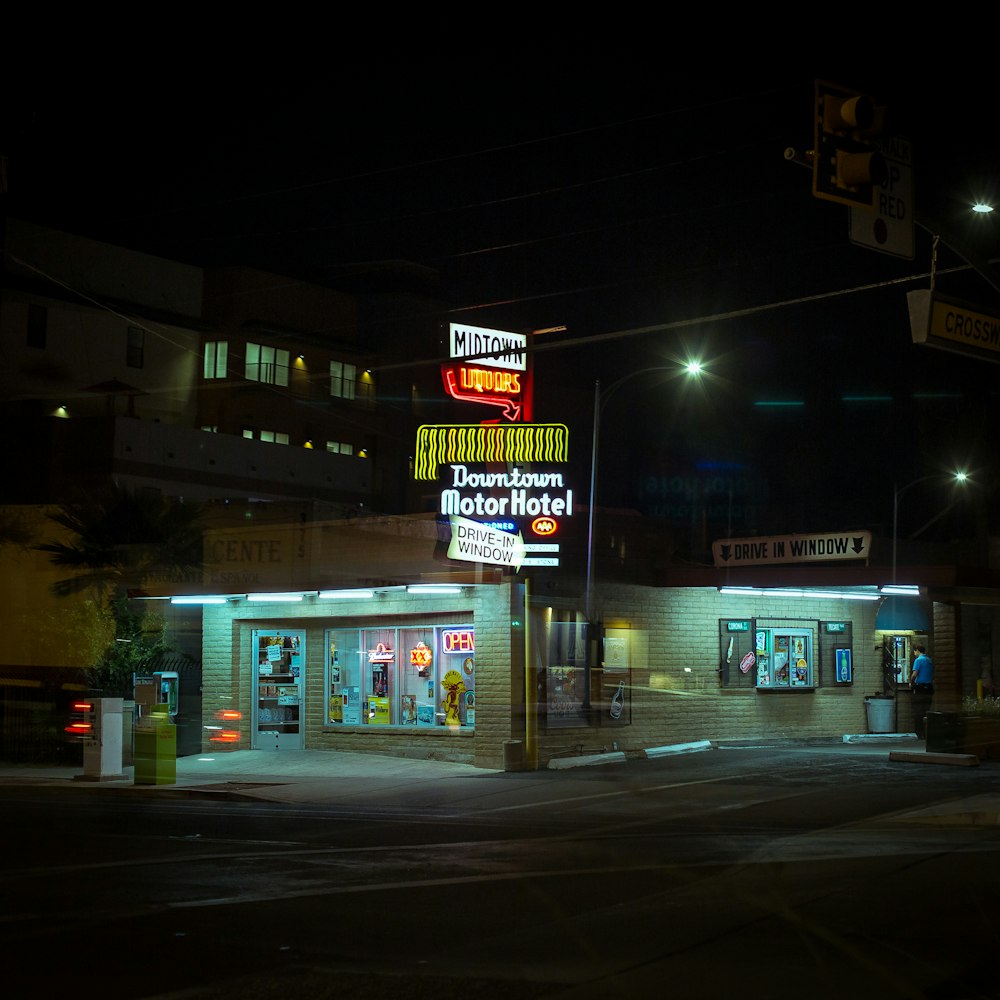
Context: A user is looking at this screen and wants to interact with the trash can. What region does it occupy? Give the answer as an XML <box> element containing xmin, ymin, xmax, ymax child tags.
<box><xmin>925</xmin><ymin>711</ymin><xmax>963</xmax><ymax>753</ymax></box>
<box><xmin>134</xmin><ymin>705</ymin><xmax>176</xmax><ymax>785</ymax></box>
<box><xmin>864</xmin><ymin>696</ymin><xmax>895</xmax><ymax>734</ymax></box>
<box><xmin>503</xmin><ymin>739</ymin><xmax>524</xmax><ymax>772</ymax></box>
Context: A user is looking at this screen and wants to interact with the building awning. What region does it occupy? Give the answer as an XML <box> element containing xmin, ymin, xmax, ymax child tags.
<box><xmin>876</xmin><ymin>595</ymin><xmax>931</xmax><ymax>631</ymax></box>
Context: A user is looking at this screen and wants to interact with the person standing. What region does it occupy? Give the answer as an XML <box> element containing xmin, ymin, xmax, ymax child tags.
<box><xmin>911</xmin><ymin>644</ymin><xmax>934</xmax><ymax>739</ymax></box>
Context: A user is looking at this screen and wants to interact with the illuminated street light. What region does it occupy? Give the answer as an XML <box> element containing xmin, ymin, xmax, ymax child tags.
<box><xmin>972</xmin><ymin>202</ymin><xmax>994</xmax><ymax>214</ymax></box>
<box><xmin>585</xmin><ymin>361</ymin><xmax>706</xmax><ymax>621</ymax></box>
<box><xmin>891</xmin><ymin>470</ymin><xmax>969</xmax><ymax>586</ymax></box>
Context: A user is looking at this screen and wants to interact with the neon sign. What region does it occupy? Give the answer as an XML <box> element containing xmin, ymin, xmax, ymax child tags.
<box><xmin>531</xmin><ymin>516</ymin><xmax>558</xmax><ymax>536</ymax></box>
<box><xmin>449</xmin><ymin>323</ymin><xmax>526</xmax><ymax>371</ymax></box>
<box><xmin>413</xmin><ymin>424</ymin><xmax>569</xmax><ymax>481</ymax></box>
<box><xmin>442</xmin><ymin>366</ymin><xmax>522</xmax><ymax>421</ymax></box>
<box><xmin>440</xmin><ymin>464</ymin><xmax>572</xmax><ymax>518</ymax></box>
<box><xmin>410</xmin><ymin>641</ymin><xmax>433</xmax><ymax>670</ymax></box>
<box><xmin>368</xmin><ymin>642</ymin><xmax>395</xmax><ymax>663</ymax></box>
<box><xmin>442</xmin><ymin>629</ymin><xmax>475</xmax><ymax>653</ymax></box>
<box><xmin>451</xmin><ymin>366</ymin><xmax>521</xmax><ymax>395</ymax></box>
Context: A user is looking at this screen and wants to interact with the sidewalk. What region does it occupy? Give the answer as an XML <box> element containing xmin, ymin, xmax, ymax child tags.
<box><xmin>0</xmin><ymin>747</ymin><xmax>496</xmax><ymax>805</ymax></box>
<box><xmin>0</xmin><ymin>733</ymin><xmax>945</xmax><ymax>806</ymax></box>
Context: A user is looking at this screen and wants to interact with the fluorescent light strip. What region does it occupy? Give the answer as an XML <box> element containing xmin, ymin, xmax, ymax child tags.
<box><xmin>407</xmin><ymin>585</ymin><xmax>463</xmax><ymax>595</ymax></box>
<box><xmin>171</xmin><ymin>596</ymin><xmax>229</xmax><ymax>605</ymax></box>
<box><xmin>719</xmin><ymin>587</ymin><xmax>879</xmax><ymax>601</ymax></box>
<box><xmin>880</xmin><ymin>585</ymin><xmax>921</xmax><ymax>596</ymax></box>
<box><xmin>319</xmin><ymin>589</ymin><xmax>375</xmax><ymax>599</ymax></box>
<box><xmin>246</xmin><ymin>593</ymin><xmax>306</xmax><ymax>603</ymax></box>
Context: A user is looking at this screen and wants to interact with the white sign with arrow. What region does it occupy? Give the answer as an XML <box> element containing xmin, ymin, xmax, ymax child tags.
<box><xmin>713</xmin><ymin>530</ymin><xmax>871</xmax><ymax>568</ymax></box>
<box><xmin>447</xmin><ymin>516</ymin><xmax>526</xmax><ymax>569</ymax></box>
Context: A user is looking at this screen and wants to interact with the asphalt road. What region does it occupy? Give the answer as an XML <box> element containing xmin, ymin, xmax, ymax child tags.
<box><xmin>3</xmin><ymin>745</ymin><xmax>1000</xmax><ymax>999</ymax></box>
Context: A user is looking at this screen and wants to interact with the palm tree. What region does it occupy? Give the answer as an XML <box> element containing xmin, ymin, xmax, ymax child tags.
<box><xmin>36</xmin><ymin>484</ymin><xmax>205</xmax><ymax>696</ymax></box>
<box><xmin>37</xmin><ymin>484</ymin><xmax>205</xmax><ymax>599</ymax></box>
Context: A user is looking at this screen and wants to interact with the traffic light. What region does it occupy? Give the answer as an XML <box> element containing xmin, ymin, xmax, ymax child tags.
<box><xmin>812</xmin><ymin>80</ymin><xmax>887</xmax><ymax>208</ymax></box>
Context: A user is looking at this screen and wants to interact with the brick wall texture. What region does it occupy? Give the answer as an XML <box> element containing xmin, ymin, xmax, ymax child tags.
<box><xmin>200</xmin><ymin>582</ymin><xmax>942</xmax><ymax>769</ymax></box>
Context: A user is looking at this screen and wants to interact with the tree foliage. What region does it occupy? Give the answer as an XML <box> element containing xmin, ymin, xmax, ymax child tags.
<box><xmin>35</xmin><ymin>485</ymin><xmax>205</xmax><ymax>691</ymax></box>
<box><xmin>86</xmin><ymin>597</ymin><xmax>191</xmax><ymax>697</ymax></box>
<box><xmin>36</xmin><ymin>485</ymin><xmax>205</xmax><ymax>599</ymax></box>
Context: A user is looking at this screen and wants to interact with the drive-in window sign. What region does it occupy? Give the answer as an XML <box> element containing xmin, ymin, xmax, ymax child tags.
<box><xmin>713</xmin><ymin>530</ymin><xmax>871</xmax><ymax>567</ymax></box>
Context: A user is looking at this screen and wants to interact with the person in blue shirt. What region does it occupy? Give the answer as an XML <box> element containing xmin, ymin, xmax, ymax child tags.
<box><xmin>911</xmin><ymin>644</ymin><xmax>934</xmax><ymax>739</ymax></box>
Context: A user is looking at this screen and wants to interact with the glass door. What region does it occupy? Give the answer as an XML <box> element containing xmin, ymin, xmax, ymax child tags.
<box><xmin>252</xmin><ymin>630</ymin><xmax>305</xmax><ymax>750</ymax></box>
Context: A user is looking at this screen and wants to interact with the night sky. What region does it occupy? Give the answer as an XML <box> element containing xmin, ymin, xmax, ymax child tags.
<box><xmin>4</xmin><ymin>51</ymin><xmax>999</xmax><ymax>556</ymax></box>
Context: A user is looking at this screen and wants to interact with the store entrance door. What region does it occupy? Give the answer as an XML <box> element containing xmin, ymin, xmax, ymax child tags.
<box><xmin>252</xmin><ymin>630</ymin><xmax>305</xmax><ymax>750</ymax></box>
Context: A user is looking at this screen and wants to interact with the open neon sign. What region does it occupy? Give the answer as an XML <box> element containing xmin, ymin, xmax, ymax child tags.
<box><xmin>442</xmin><ymin>629</ymin><xmax>475</xmax><ymax>653</ymax></box>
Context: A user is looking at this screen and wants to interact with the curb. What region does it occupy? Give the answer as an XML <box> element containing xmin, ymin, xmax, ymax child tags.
<box><xmin>889</xmin><ymin>750</ymin><xmax>980</xmax><ymax>767</ymax></box>
<box><xmin>546</xmin><ymin>740</ymin><xmax>714</xmax><ymax>769</ymax></box>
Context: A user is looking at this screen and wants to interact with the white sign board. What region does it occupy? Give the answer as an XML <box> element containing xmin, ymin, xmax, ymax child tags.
<box><xmin>447</xmin><ymin>515</ymin><xmax>526</xmax><ymax>569</ymax></box>
<box><xmin>849</xmin><ymin>137</ymin><xmax>913</xmax><ymax>259</ymax></box>
<box><xmin>713</xmin><ymin>530</ymin><xmax>872</xmax><ymax>568</ymax></box>
<box><xmin>449</xmin><ymin>323</ymin><xmax>526</xmax><ymax>371</ymax></box>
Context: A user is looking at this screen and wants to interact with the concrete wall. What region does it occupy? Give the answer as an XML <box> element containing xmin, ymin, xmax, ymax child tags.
<box><xmin>531</xmin><ymin>583</ymin><xmax>886</xmax><ymax>757</ymax></box>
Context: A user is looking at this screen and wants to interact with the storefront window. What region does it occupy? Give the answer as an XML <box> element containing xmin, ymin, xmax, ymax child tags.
<box><xmin>545</xmin><ymin>618</ymin><xmax>591</xmax><ymax>728</ymax></box>
<box><xmin>754</xmin><ymin>625</ymin><xmax>813</xmax><ymax>688</ymax></box>
<box><xmin>325</xmin><ymin>625</ymin><xmax>474</xmax><ymax>728</ymax></box>
<box><xmin>718</xmin><ymin>618</ymin><xmax>824</xmax><ymax>691</ymax></box>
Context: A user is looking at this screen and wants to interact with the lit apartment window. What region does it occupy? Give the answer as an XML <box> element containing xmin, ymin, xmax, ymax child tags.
<box><xmin>329</xmin><ymin>361</ymin><xmax>357</xmax><ymax>400</ymax></box>
<box><xmin>200</xmin><ymin>425</ymin><xmax>219</xmax><ymax>433</ymax></box>
<box><xmin>27</xmin><ymin>304</ymin><xmax>47</xmax><ymax>349</ymax></box>
<box><xmin>259</xmin><ymin>430</ymin><xmax>290</xmax><ymax>445</ymax></box>
<box><xmin>204</xmin><ymin>341</ymin><xmax>228</xmax><ymax>379</ymax></box>
<box><xmin>326</xmin><ymin>441</ymin><xmax>354</xmax><ymax>455</ymax></box>
<box><xmin>126</xmin><ymin>326</ymin><xmax>144</xmax><ymax>369</ymax></box>
<box><xmin>246</xmin><ymin>343</ymin><xmax>289</xmax><ymax>386</ymax></box>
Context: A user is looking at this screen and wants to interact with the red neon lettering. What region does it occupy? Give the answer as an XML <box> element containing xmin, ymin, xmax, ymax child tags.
<box><xmin>458</xmin><ymin>367</ymin><xmax>521</xmax><ymax>395</ymax></box>
<box><xmin>443</xmin><ymin>630</ymin><xmax>475</xmax><ymax>653</ymax></box>
<box><xmin>441</xmin><ymin>367</ymin><xmax>523</xmax><ymax>422</ymax></box>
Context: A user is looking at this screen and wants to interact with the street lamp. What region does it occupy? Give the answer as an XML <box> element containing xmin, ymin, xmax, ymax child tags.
<box><xmin>585</xmin><ymin>362</ymin><xmax>706</xmax><ymax>622</ymax></box>
<box><xmin>891</xmin><ymin>470</ymin><xmax>969</xmax><ymax>586</ymax></box>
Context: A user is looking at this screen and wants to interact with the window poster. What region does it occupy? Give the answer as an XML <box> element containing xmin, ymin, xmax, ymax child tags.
<box><xmin>369</xmin><ymin>696</ymin><xmax>390</xmax><ymax>725</ymax></box>
<box><xmin>342</xmin><ymin>687</ymin><xmax>362</xmax><ymax>725</ymax></box>
<box><xmin>836</xmin><ymin>648</ymin><xmax>853</xmax><ymax>684</ymax></box>
<box><xmin>401</xmin><ymin>694</ymin><xmax>417</xmax><ymax>725</ymax></box>
<box><xmin>603</xmin><ymin>628</ymin><xmax>629</xmax><ymax>673</ymax></box>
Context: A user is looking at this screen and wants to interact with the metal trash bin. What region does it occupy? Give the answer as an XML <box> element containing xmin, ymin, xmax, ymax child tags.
<box><xmin>134</xmin><ymin>705</ymin><xmax>176</xmax><ymax>785</ymax></box>
<box><xmin>864</xmin><ymin>696</ymin><xmax>894</xmax><ymax>734</ymax></box>
<box><xmin>503</xmin><ymin>739</ymin><xmax>524</xmax><ymax>772</ymax></box>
